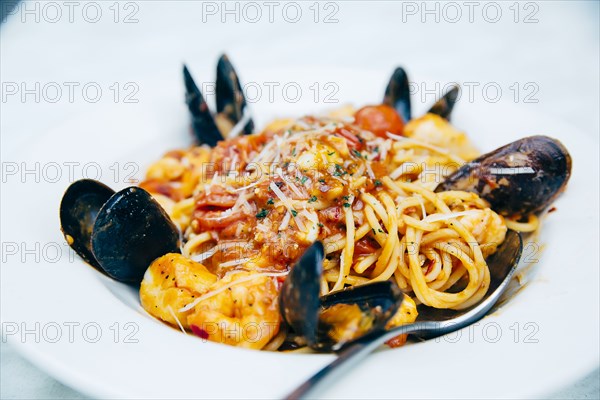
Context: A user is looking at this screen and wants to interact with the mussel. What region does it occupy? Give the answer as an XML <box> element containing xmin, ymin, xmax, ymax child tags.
<box><xmin>184</xmin><ymin>54</ymin><xmax>254</xmax><ymax>147</ymax></box>
<box><xmin>383</xmin><ymin>67</ymin><xmax>411</xmax><ymax>123</ymax></box>
<box><xmin>60</xmin><ymin>179</ymin><xmax>115</xmax><ymax>270</ymax></box>
<box><xmin>382</xmin><ymin>67</ymin><xmax>461</xmax><ymax>122</ymax></box>
<box><xmin>279</xmin><ymin>242</ymin><xmax>404</xmax><ymax>352</ymax></box>
<box><xmin>436</xmin><ymin>135</ymin><xmax>572</xmax><ymax>217</ymax></box>
<box><xmin>216</xmin><ymin>54</ymin><xmax>254</xmax><ymax>136</ymax></box>
<box><xmin>60</xmin><ymin>179</ymin><xmax>180</xmax><ymax>284</ymax></box>
<box><xmin>183</xmin><ymin>65</ymin><xmax>223</xmax><ymax>148</ymax></box>
<box><xmin>380</xmin><ymin>69</ymin><xmax>572</xmax><ymax>217</ymax></box>
<box><xmin>427</xmin><ymin>84</ymin><xmax>459</xmax><ymax>120</ymax></box>
<box><xmin>317</xmin><ymin>281</ymin><xmax>403</xmax><ymax>351</ymax></box>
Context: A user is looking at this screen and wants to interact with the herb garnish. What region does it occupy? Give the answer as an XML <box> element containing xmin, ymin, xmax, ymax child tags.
<box><xmin>256</xmin><ymin>209</ymin><xmax>269</xmax><ymax>219</ymax></box>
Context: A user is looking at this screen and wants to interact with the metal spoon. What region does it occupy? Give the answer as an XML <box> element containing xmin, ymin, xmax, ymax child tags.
<box><xmin>285</xmin><ymin>229</ymin><xmax>523</xmax><ymax>400</ymax></box>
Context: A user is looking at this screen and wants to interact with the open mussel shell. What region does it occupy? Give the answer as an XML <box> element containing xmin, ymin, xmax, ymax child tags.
<box><xmin>60</xmin><ymin>180</ymin><xmax>181</xmax><ymax>284</ymax></box>
<box><xmin>279</xmin><ymin>242</ymin><xmax>324</xmax><ymax>348</ymax></box>
<box><xmin>60</xmin><ymin>179</ymin><xmax>115</xmax><ymax>270</ymax></box>
<box><xmin>183</xmin><ymin>55</ymin><xmax>255</xmax><ymax>146</ymax></box>
<box><xmin>216</xmin><ymin>54</ymin><xmax>254</xmax><ymax>136</ymax></box>
<box><xmin>436</xmin><ymin>135</ymin><xmax>572</xmax><ymax>217</ymax></box>
<box><xmin>381</xmin><ymin>67</ymin><xmax>460</xmax><ymax>124</ymax></box>
<box><xmin>92</xmin><ymin>187</ymin><xmax>181</xmax><ymax>284</ymax></box>
<box><xmin>280</xmin><ymin>242</ymin><xmax>404</xmax><ymax>351</ymax></box>
<box><xmin>427</xmin><ymin>84</ymin><xmax>459</xmax><ymax>120</ymax></box>
<box><xmin>320</xmin><ymin>280</ymin><xmax>403</xmax><ymax>309</ymax></box>
<box><xmin>183</xmin><ymin>64</ymin><xmax>224</xmax><ymax>147</ymax></box>
<box><xmin>315</xmin><ymin>280</ymin><xmax>404</xmax><ymax>352</ymax></box>
<box><xmin>383</xmin><ymin>66</ymin><xmax>411</xmax><ymax>123</ymax></box>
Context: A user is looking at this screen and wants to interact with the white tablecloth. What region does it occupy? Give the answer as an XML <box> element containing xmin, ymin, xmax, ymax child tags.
<box><xmin>1</xmin><ymin>1</ymin><xmax>598</xmax><ymax>398</ymax></box>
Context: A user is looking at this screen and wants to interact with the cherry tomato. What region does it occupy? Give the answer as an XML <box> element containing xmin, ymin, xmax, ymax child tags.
<box><xmin>354</xmin><ymin>104</ymin><xmax>405</xmax><ymax>138</ymax></box>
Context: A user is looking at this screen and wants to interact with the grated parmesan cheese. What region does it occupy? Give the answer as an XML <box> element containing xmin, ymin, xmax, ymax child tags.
<box><xmin>269</xmin><ymin>181</ymin><xmax>306</xmax><ymax>231</ymax></box>
<box><xmin>167</xmin><ymin>305</ymin><xmax>187</xmax><ymax>334</ymax></box>
<box><xmin>226</xmin><ymin>108</ymin><xmax>252</xmax><ymax>139</ymax></box>
<box><xmin>178</xmin><ymin>271</ymin><xmax>289</xmax><ymax>312</ymax></box>
<box><xmin>279</xmin><ymin>211</ymin><xmax>291</xmax><ymax>231</ymax></box>
<box><xmin>219</xmin><ymin>257</ymin><xmax>254</xmax><ymax>268</ymax></box>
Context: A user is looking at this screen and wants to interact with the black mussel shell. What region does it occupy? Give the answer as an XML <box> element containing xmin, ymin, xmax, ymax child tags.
<box><xmin>427</xmin><ymin>84</ymin><xmax>460</xmax><ymax>120</ymax></box>
<box><xmin>314</xmin><ymin>281</ymin><xmax>404</xmax><ymax>351</ymax></box>
<box><xmin>91</xmin><ymin>187</ymin><xmax>181</xmax><ymax>284</ymax></box>
<box><xmin>279</xmin><ymin>242</ymin><xmax>324</xmax><ymax>348</ymax></box>
<box><xmin>383</xmin><ymin>67</ymin><xmax>412</xmax><ymax>123</ymax></box>
<box><xmin>183</xmin><ymin>64</ymin><xmax>224</xmax><ymax>147</ymax></box>
<box><xmin>280</xmin><ymin>243</ymin><xmax>406</xmax><ymax>351</ymax></box>
<box><xmin>320</xmin><ymin>280</ymin><xmax>403</xmax><ymax>309</ymax></box>
<box><xmin>216</xmin><ymin>54</ymin><xmax>254</xmax><ymax>136</ymax></box>
<box><xmin>60</xmin><ymin>179</ymin><xmax>115</xmax><ymax>270</ymax></box>
<box><xmin>436</xmin><ymin>135</ymin><xmax>572</xmax><ymax>217</ymax></box>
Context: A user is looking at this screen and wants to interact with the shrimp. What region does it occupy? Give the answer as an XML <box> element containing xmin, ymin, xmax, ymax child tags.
<box><xmin>140</xmin><ymin>253</ymin><xmax>217</xmax><ymax>329</ymax></box>
<box><xmin>140</xmin><ymin>254</ymin><xmax>281</xmax><ymax>350</ymax></box>
<box><xmin>187</xmin><ymin>271</ymin><xmax>281</xmax><ymax>350</ymax></box>
<box><xmin>403</xmin><ymin>114</ymin><xmax>480</xmax><ymax>161</ymax></box>
<box><xmin>458</xmin><ymin>208</ymin><xmax>507</xmax><ymax>258</ymax></box>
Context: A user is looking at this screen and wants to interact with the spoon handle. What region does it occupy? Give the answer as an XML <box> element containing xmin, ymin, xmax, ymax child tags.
<box><xmin>284</xmin><ymin>327</ymin><xmax>417</xmax><ymax>400</ymax></box>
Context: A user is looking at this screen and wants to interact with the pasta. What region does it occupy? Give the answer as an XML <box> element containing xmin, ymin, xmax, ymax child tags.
<box><xmin>57</xmin><ymin>59</ymin><xmax>570</xmax><ymax>354</ymax></box>
<box><xmin>139</xmin><ymin>110</ymin><xmax>512</xmax><ymax>350</ymax></box>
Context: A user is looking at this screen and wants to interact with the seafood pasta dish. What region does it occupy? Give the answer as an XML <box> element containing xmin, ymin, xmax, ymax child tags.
<box><xmin>60</xmin><ymin>56</ymin><xmax>572</xmax><ymax>352</ymax></box>
<box><xmin>139</xmin><ymin>112</ymin><xmax>506</xmax><ymax>349</ymax></box>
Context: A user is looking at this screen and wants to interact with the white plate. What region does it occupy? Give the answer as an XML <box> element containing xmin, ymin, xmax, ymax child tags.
<box><xmin>1</xmin><ymin>67</ymin><xmax>599</xmax><ymax>399</ymax></box>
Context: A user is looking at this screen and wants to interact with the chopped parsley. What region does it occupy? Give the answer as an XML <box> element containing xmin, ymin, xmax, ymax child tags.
<box><xmin>267</xmin><ymin>198</ymin><xmax>274</xmax><ymax>205</ymax></box>
<box><xmin>327</xmin><ymin>151</ymin><xmax>336</xmax><ymax>156</ymax></box>
<box><xmin>317</xmin><ymin>222</ymin><xmax>324</xmax><ymax>228</ymax></box>
<box><xmin>256</xmin><ymin>209</ymin><xmax>269</xmax><ymax>219</ymax></box>
<box><xmin>300</xmin><ymin>176</ymin><xmax>308</xmax><ymax>185</ymax></box>
<box><xmin>291</xmin><ymin>209</ymin><xmax>298</xmax><ymax>217</ymax></box>
<box><xmin>333</xmin><ymin>164</ymin><xmax>347</xmax><ymax>177</ymax></box>
<box><xmin>351</xmin><ymin>149</ymin><xmax>362</xmax><ymax>159</ymax></box>
<box><xmin>343</xmin><ymin>202</ymin><xmax>351</xmax><ymax>208</ymax></box>
<box><xmin>374</xmin><ymin>179</ymin><xmax>382</xmax><ymax>187</ymax></box>
<box><xmin>308</xmin><ymin>195</ymin><xmax>318</xmax><ymax>203</ymax></box>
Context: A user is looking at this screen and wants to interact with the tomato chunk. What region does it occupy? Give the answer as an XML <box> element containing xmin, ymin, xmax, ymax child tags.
<box><xmin>354</xmin><ymin>104</ymin><xmax>404</xmax><ymax>138</ymax></box>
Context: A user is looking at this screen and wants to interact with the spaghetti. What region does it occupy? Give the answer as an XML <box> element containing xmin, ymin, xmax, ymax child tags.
<box><xmin>139</xmin><ymin>110</ymin><xmax>513</xmax><ymax>350</ymax></box>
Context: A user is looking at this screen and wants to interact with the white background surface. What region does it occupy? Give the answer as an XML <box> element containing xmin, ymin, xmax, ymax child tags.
<box><xmin>1</xmin><ymin>1</ymin><xmax>599</xmax><ymax>398</ymax></box>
